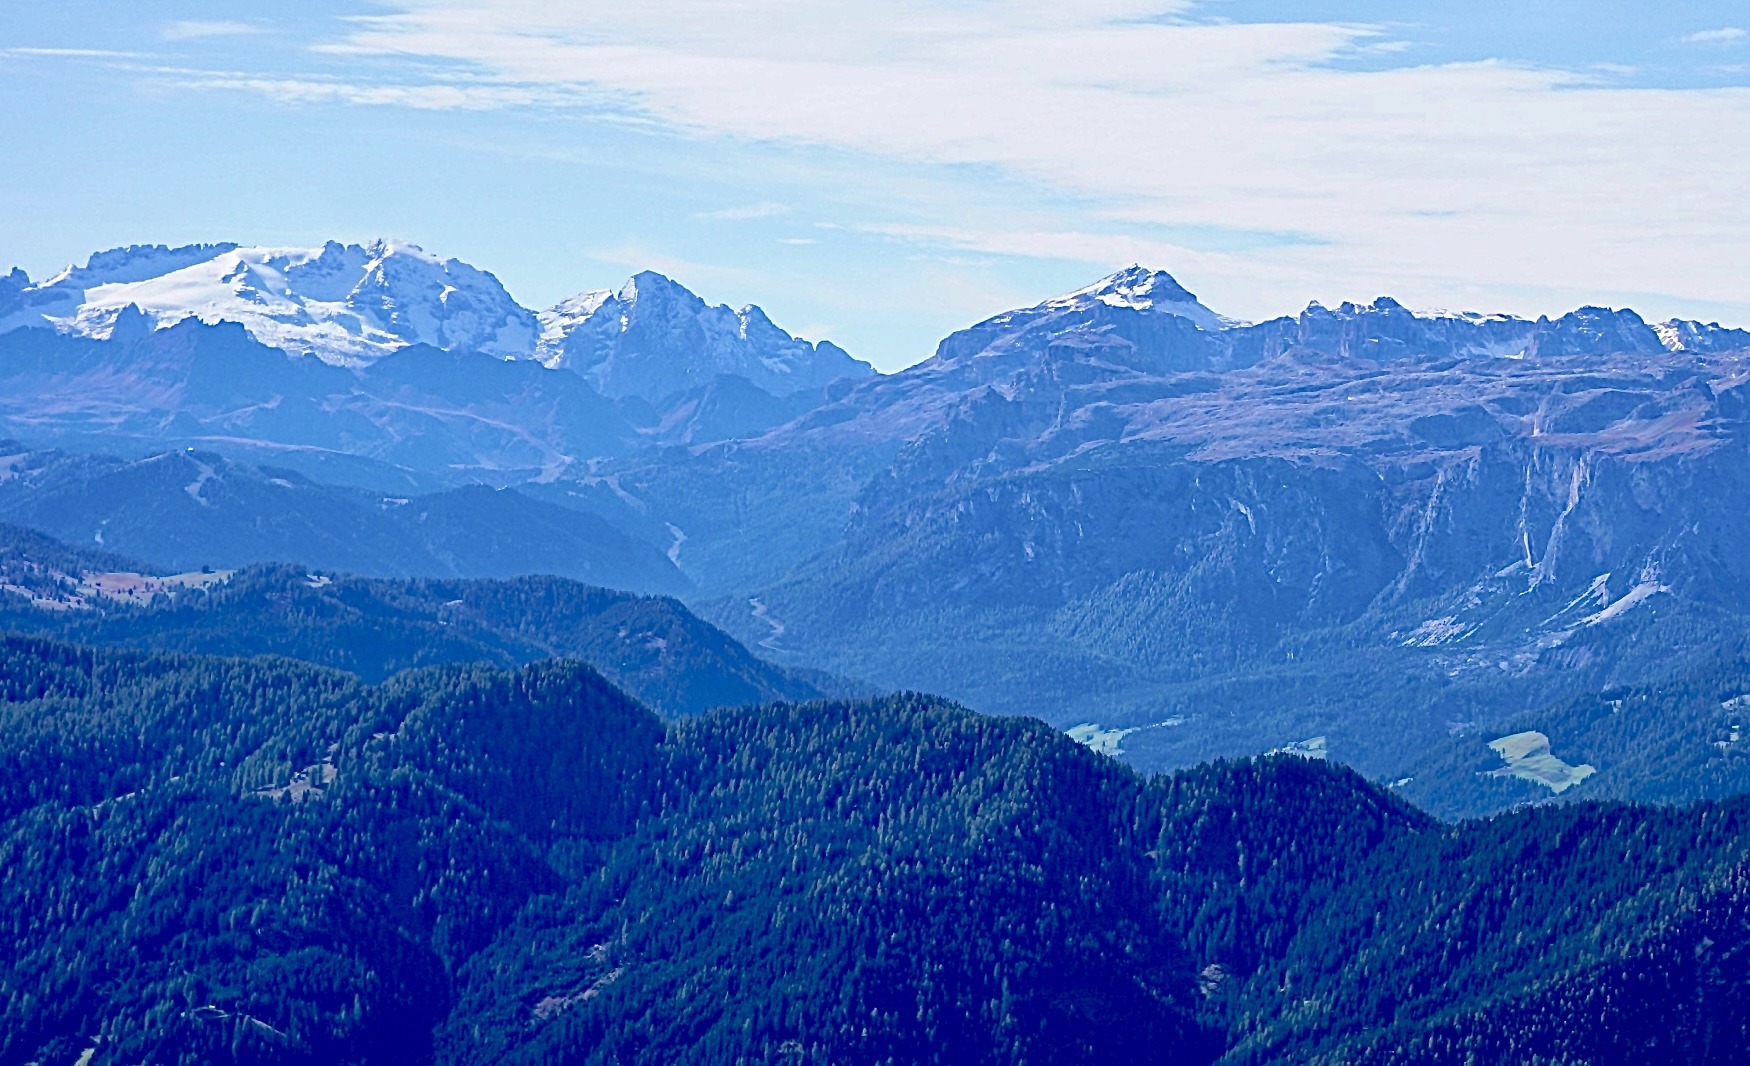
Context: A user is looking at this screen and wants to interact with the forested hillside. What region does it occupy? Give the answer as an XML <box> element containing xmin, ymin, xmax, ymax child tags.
<box><xmin>2</xmin><ymin>635</ymin><xmax>1745</xmax><ymax>1063</ymax></box>
<box><xmin>0</xmin><ymin>524</ymin><xmax>833</xmax><ymax>717</ymax></box>
<box><xmin>0</xmin><ymin>638</ymin><xmax>660</xmax><ymax>1064</ymax></box>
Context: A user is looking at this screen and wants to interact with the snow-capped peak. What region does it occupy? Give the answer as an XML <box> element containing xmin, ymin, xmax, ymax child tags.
<box><xmin>1047</xmin><ymin>266</ymin><xmax>1239</xmax><ymax>330</ymax></box>
<box><xmin>535</xmin><ymin>271</ymin><xmax>873</xmax><ymax>402</ymax></box>
<box><xmin>1</xmin><ymin>239</ymin><xmax>539</xmax><ymax>364</ymax></box>
<box><xmin>617</xmin><ymin>270</ymin><xmax>699</xmax><ymax>306</ymax></box>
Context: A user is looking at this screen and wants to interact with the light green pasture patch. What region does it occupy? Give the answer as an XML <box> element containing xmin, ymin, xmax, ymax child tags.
<box><xmin>1486</xmin><ymin>731</ymin><xmax>1596</xmax><ymax>794</ymax></box>
<box><xmin>1269</xmin><ymin>736</ymin><xmax>1328</xmax><ymax>760</ymax></box>
<box><xmin>1066</xmin><ymin>717</ymin><xmax>1186</xmax><ymax>756</ymax></box>
<box><xmin>1067</xmin><ymin>723</ymin><xmax>1138</xmax><ymax>756</ymax></box>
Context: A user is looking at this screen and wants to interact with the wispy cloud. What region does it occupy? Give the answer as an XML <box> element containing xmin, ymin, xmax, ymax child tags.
<box><xmin>855</xmin><ymin>223</ymin><xmax>1209</xmax><ymax>268</ymax></box>
<box><xmin>694</xmin><ymin>202</ymin><xmax>789</xmax><ymax>221</ymax></box>
<box><xmin>0</xmin><ymin>47</ymin><xmax>150</xmax><ymax>59</ymax></box>
<box><xmin>165</xmin><ymin>73</ymin><xmax>580</xmax><ymax>111</ymax></box>
<box><xmin>1683</xmin><ymin>27</ymin><xmax>1747</xmax><ymax>45</ymax></box>
<box><xmin>157</xmin><ymin>1</ymin><xmax>1750</xmax><ymax>319</ymax></box>
<box><xmin>162</xmin><ymin>20</ymin><xmax>270</xmax><ymax>42</ymax></box>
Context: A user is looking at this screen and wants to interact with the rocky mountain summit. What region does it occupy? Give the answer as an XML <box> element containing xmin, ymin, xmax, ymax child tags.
<box><xmin>537</xmin><ymin>270</ymin><xmax>872</xmax><ymax>403</ymax></box>
<box><xmin>1042</xmin><ymin>265</ymin><xmax>1238</xmax><ymax>328</ymax></box>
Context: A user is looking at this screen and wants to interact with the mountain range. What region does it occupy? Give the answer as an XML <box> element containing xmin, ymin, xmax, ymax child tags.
<box><xmin>4</xmin><ymin>241</ymin><xmax>1750</xmax><ymax>817</ymax></box>
<box><xmin>6</xmin><ymin>238</ymin><xmax>1750</xmax><ymax>1061</ymax></box>
<box><xmin>0</xmin><ymin>240</ymin><xmax>874</xmax><ymax>407</ymax></box>
<box><xmin>573</xmin><ymin>267</ymin><xmax>1750</xmax><ymax>813</ymax></box>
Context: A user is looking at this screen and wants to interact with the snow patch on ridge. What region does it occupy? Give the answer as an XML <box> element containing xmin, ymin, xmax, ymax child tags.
<box><xmin>1047</xmin><ymin>266</ymin><xmax>1239</xmax><ymax>331</ymax></box>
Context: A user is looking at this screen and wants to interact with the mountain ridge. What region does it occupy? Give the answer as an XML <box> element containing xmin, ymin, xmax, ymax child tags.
<box><xmin>11</xmin><ymin>243</ymin><xmax>1746</xmax><ymax>390</ymax></box>
<box><xmin>0</xmin><ymin>520</ymin><xmax>839</xmax><ymax>717</ymax></box>
<box><xmin>6</xmin><ymin>253</ymin><xmax>1750</xmax><ymax>814</ymax></box>
<box><xmin>0</xmin><ymin>240</ymin><xmax>875</xmax><ymax>406</ymax></box>
<box><xmin>0</xmin><ymin>443</ymin><xmax>690</xmax><ymax>595</ymax></box>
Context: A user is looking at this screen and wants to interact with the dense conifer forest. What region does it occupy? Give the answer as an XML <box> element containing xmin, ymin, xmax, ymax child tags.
<box><xmin>2</xmin><ymin>634</ymin><xmax>1746</xmax><ymax>1063</ymax></box>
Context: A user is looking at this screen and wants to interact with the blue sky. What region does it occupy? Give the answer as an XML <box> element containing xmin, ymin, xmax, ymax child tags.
<box><xmin>2</xmin><ymin>2</ymin><xmax>1747</xmax><ymax>370</ymax></box>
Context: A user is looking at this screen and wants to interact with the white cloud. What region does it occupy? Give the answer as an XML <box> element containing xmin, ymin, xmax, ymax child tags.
<box><xmin>695</xmin><ymin>202</ymin><xmax>790</xmax><ymax>221</ymax></box>
<box><xmin>165</xmin><ymin>73</ymin><xmax>574</xmax><ymax>111</ymax></box>
<box><xmin>163</xmin><ymin>20</ymin><xmax>269</xmax><ymax>42</ymax></box>
<box><xmin>212</xmin><ymin>2</ymin><xmax>1750</xmax><ymax>320</ymax></box>
<box><xmin>0</xmin><ymin>47</ymin><xmax>149</xmax><ymax>59</ymax></box>
<box><xmin>854</xmin><ymin>223</ymin><xmax>1229</xmax><ymax>278</ymax></box>
<box><xmin>1683</xmin><ymin>27</ymin><xmax>1747</xmax><ymax>45</ymax></box>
